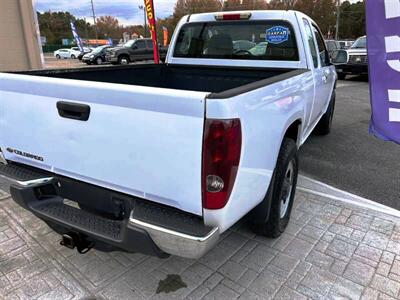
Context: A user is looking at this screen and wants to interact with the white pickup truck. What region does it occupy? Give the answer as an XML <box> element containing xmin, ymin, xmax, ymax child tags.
<box><xmin>0</xmin><ymin>10</ymin><xmax>336</xmax><ymax>258</ymax></box>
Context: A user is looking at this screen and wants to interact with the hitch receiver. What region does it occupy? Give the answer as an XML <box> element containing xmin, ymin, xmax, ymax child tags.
<box><xmin>60</xmin><ymin>232</ymin><xmax>94</xmax><ymax>254</ymax></box>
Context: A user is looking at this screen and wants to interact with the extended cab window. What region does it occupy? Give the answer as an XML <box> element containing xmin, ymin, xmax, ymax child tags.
<box><xmin>312</xmin><ymin>25</ymin><xmax>329</xmax><ymax>67</ymax></box>
<box><xmin>174</xmin><ymin>21</ymin><xmax>299</xmax><ymax>61</ymax></box>
<box><xmin>303</xmin><ymin>19</ymin><xmax>318</xmax><ymax>68</ymax></box>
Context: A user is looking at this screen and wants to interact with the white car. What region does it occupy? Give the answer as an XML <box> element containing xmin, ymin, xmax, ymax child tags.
<box><xmin>0</xmin><ymin>10</ymin><xmax>336</xmax><ymax>259</ymax></box>
<box><xmin>54</xmin><ymin>48</ymin><xmax>81</xmax><ymax>59</ymax></box>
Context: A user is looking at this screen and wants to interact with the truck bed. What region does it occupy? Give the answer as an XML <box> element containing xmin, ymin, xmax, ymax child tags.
<box><xmin>17</xmin><ymin>64</ymin><xmax>299</xmax><ymax>97</ymax></box>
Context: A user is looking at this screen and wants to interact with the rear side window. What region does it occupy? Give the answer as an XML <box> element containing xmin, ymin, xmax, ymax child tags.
<box><xmin>174</xmin><ymin>21</ymin><xmax>299</xmax><ymax>61</ymax></box>
<box><xmin>145</xmin><ymin>40</ymin><xmax>154</xmax><ymax>50</ymax></box>
<box><xmin>135</xmin><ymin>40</ymin><xmax>146</xmax><ymax>49</ymax></box>
<box><xmin>303</xmin><ymin>19</ymin><xmax>318</xmax><ymax>68</ymax></box>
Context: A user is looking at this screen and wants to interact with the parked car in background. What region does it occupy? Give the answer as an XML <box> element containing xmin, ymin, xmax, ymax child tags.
<box><xmin>78</xmin><ymin>47</ymin><xmax>93</xmax><ymax>61</ymax></box>
<box><xmin>0</xmin><ymin>10</ymin><xmax>336</xmax><ymax>259</ymax></box>
<box><xmin>338</xmin><ymin>40</ymin><xmax>354</xmax><ymax>49</ymax></box>
<box><xmin>325</xmin><ymin>40</ymin><xmax>341</xmax><ymax>58</ymax></box>
<box><xmin>332</xmin><ymin>36</ymin><xmax>368</xmax><ymax>80</ymax></box>
<box><xmin>105</xmin><ymin>38</ymin><xmax>167</xmax><ymax>64</ymax></box>
<box><xmin>82</xmin><ymin>45</ymin><xmax>112</xmax><ymax>65</ymax></box>
<box><xmin>54</xmin><ymin>48</ymin><xmax>81</xmax><ymax>59</ymax></box>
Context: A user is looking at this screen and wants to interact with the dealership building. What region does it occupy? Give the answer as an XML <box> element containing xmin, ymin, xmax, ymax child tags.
<box><xmin>0</xmin><ymin>0</ymin><xmax>43</xmax><ymax>71</ymax></box>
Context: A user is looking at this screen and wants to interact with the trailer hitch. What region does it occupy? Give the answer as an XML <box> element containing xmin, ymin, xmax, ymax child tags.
<box><xmin>60</xmin><ymin>232</ymin><xmax>94</xmax><ymax>254</ymax></box>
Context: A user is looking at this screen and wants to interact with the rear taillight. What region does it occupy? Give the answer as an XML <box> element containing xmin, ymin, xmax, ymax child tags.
<box><xmin>202</xmin><ymin>119</ymin><xmax>242</xmax><ymax>209</ymax></box>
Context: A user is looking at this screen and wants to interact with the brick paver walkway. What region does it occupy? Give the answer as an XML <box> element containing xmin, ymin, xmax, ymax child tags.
<box><xmin>0</xmin><ymin>185</ymin><xmax>399</xmax><ymax>299</ymax></box>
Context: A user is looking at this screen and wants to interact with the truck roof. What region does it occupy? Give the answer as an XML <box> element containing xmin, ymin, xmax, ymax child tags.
<box><xmin>185</xmin><ymin>10</ymin><xmax>314</xmax><ymax>24</ymax></box>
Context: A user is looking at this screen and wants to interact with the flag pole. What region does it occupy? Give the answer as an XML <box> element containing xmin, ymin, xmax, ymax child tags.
<box><xmin>143</xmin><ymin>0</ymin><xmax>160</xmax><ymax>64</ymax></box>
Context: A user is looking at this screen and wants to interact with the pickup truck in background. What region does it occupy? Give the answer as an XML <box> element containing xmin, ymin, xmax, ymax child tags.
<box><xmin>332</xmin><ymin>36</ymin><xmax>368</xmax><ymax>80</ymax></box>
<box><xmin>105</xmin><ymin>38</ymin><xmax>168</xmax><ymax>64</ymax></box>
<box><xmin>0</xmin><ymin>10</ymin><xmax>336</xmax><ymax>259</ymax></box>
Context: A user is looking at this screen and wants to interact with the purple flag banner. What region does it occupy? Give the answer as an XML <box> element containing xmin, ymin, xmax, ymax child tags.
<box><xmin>366</xmin><ymin>0</ymin><xmax>400</xmax><ymax>144</ymax></box>
<box><xmin>70</xmin><ymin>21</ymin><xmax>84</xmax><ymax>52</ymax></box>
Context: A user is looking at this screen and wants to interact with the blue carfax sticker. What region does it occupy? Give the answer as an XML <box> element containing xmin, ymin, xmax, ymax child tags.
<box><xmin>265</xmin><ymin>26</ymin><xmax>289</xmax><ymax>44</ymax></box>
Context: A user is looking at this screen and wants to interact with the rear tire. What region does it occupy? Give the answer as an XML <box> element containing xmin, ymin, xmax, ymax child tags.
<box><xmin>71</xmin><ymin>54</ymin><xmax>76</xmax><ymax>59</ymax></box>
<box><xmin>252</xmin><ymin>138</ymin><xmax>298</xmax><ymax>238</ymax></box>
<box><xmin>338</xmin><ymin>73</ymin><xmax>346</xmax><ymax>80</ymax></box>
<box><xmin>314</xmin><ymin>92</ymin><xmax>335</xmax><ymax>136</ymax></box>
<box><xmin>56</xmin><ymin>54</ymin><xmax>61</xmax><ymax>59</ymax></box>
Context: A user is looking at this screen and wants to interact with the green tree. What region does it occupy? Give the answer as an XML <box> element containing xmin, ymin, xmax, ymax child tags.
<box><xmin>96</xmin><ymin>16</ymin><xmax>121</xmax><ymax>39</ymax></box>
<box><xmin>37</xmin><ymin>11</ymin><xmax>93</xmax><ymax>44</ymax></box>
<box><xmin>338</xmin><ymin>1</ymin><xmax>365</xmax><ymax>39</ymax></box>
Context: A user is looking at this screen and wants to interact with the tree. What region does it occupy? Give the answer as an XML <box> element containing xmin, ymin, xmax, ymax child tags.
<box><xmin>269</xmin><ymin>0</ymin><xmax>298</xmax><ymax>9</ymax></box>
<box><xmin>338</xmin><ymin>1</ymin><xmax>365</xmax><ymax>39</ymax></box>
<box><xmin>223</xmin><ymin>0</ymin><xmax>268</xmax><ymax>11</ymax></box>
<box><xmin>173</xmin><ymin>0</ymin><xmax>223</xmax><ymax>24</ymax></box>
<box><xmin>308</xmin><ymin>0</ymin><xmax>336</xmax><ymax>35</ymax></box>
<box><xmin>96</xmin><ymin>16</ymin><xmax>121</xmax><ymax>39</ymax></box>
<box><xmin>37</xmin><ymin>11</ymin><xmax>75</xmax><ymax>44</ymax></box>
<box><xmin>37</xmin><ymin>11</ymin><xmax>94</xmax><ymax>44</ymax></box>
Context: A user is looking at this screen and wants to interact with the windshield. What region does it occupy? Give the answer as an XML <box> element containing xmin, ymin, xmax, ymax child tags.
<box><xmin>351</xmin><ymin>37</ymin><xmax>366</xmax><ymax>49</ymax></box>
<box><xmin>124</xmin><ymin>40</ymin><xmax>136</xmax><ymax>47</ymax></box>
<box><xmin>174</xmin><ymin>21</ymin><xmax>299</xmax><ymax>61</ymax></box>
<box><xmin>92</xmin><ymin>46</ymin><xmax>107</xmax><ymax>54</ymax></box>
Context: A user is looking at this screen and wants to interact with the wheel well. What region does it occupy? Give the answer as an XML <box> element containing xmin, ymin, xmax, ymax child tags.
<box><xmin>119</xmin><ymin>54</ymin><xmax>129</xmax><ymax>60</ymax></box>
<box><xmin>284</xmin><ymin>120</ymin><xmax>302</xmax><ymax>144</ymax></box>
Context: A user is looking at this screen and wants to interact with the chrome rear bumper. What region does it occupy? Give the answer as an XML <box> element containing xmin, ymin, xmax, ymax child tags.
<box><xmin>1</xmin><ymin>161</ymin><xmax>219</xmax><ymax>259</ymax></box>
<box><xmin>130</xmin><ymin>215</ymin><xmax>219</xmax><ymax>259</ymax></box>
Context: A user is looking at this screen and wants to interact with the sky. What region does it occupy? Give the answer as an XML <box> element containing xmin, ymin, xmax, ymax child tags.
<box><xmin>34</xmin><ymin>0</ymin><xmax>361</xmax><ymax>26</ymax></box>
<box><xmin>34</xmin><ymin>0</ymin><xmax>177</xmax><ymax>26</ymax></box>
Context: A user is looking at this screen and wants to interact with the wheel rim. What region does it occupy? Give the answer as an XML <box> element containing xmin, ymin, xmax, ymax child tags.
<box><xmin>97</xmin><ymin>58</ymin><xmax>102</xmax><ymax>64</ymax></box>
<box><xmin>120</xmin><ymin>58</ymin><xmax>128</xmax><ymax>65</ymax></box>
<box><xmin>280</xmin><ymin>160</ymin><xmax>294</xmax><ymax>218</ymax></box>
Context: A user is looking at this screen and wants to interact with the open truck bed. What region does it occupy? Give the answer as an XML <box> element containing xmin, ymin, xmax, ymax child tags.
<box><xmin>17</xmin><ymin>64</ymin><xmax>299</xmax><ymax>96</ymax></box>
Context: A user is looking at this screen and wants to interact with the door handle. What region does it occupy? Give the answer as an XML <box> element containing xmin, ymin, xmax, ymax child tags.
<box><xmin>56</xmin><ymin>101</ymin><xmax>91</xmax><ymax>121</ymax></box>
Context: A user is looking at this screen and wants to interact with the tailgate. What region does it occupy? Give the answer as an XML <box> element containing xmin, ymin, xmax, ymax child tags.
<box><xmin>0</xmin><ymin>73</ymin><xmax>207</xmax><ymax>216</ymax></box>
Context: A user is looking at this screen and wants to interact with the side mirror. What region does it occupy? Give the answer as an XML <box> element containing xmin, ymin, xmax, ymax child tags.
<box><xmin>132</xmin><ymin>45</ymin><xmax>138</xmax><ymax>50</ymax></box>
<box><xmin>331</xmin><ymin>50</ymin><xmax>348</xmax><ymax>64</ymax></box>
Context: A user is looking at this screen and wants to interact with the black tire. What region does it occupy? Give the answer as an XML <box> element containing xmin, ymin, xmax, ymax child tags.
<box><xmin>252</xmin><ymin>138</ymin><xmax>298</xmax><ymax>238</ymax></box>
<box><xmin>314</xmin><ymin>92</ymin><xmax>335</xmax><ymax>136</ymax></box>
<box><xmin>56</xmin><ymin>54</ymin><xmax>61</xmax><ymax>59</ymax></box>
<box><xmin>95</xmin><ymin>57</ymin><xmax>103</xmax><ymax>65</ymax></box>
<box><xmin>338</xmin><ymin>73</ymin><xmax>346</xmax><ymax>80</ymax></box>
<box><xmin>71</xmin><ymin>54</ymin><xmax>76</xmax><ymax>59</ymax></box>
<box><xmin>118</xmin><ymin>55</ymin><xmax>130</xmax><ymax>65</ymax></box>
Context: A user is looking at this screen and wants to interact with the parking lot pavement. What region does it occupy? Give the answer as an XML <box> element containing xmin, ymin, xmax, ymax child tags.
<box><xmin>44</xmin><ymin>54</ymin><xmax>89</xmax><ymax>69</ymax></box>
<box><xmin>299</xmin><ymin>76</ymin><xmax>400</xmax><ymax>211</ymax></box>
<box><xmin>1</xmin><ymin>181</ymin><xmax>400</xmax><ymax>300</ymax></box>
